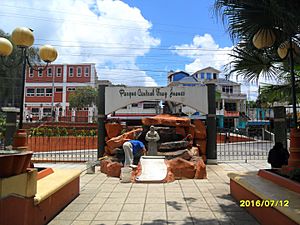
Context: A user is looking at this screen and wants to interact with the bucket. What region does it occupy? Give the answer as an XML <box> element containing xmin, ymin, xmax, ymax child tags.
<box><xmin>120</xmin><ymin>167</ymin><xmax>132</xmax><ymax>183</ymax></box>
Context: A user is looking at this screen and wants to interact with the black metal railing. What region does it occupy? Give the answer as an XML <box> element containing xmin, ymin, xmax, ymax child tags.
<box><xmin>217</xmin><ymin>127</ymin><xmax>274</xmax><ymax>162</ymax></box>
<box><xmin>28</xmin><ymin>135</ymin><xmax>98</xmax><ymax>162</ymax></box>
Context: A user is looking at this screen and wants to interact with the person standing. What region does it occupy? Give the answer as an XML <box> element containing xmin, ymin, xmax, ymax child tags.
<box><xmin>268</xmin><ymin>142</ymin><xmax>289</xmax><ymax>168</ymax></box>
<box><xmin>29</xmin><ymin>114</ymin><xmax>33</xmax><ymax>122</ymax></box>
<box><xmin>145</xmin><ymin>125</ymin><xmax>160</xmax><ymax>156</ymax></box>
<box><xmin>122</xmin><ymin>140</ymin><xmax>147</xmax><ymax>168</ymax></box>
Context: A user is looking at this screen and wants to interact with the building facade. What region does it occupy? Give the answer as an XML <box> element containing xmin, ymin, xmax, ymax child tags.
<box><xmin>24</xmin><ymin>63</ymin><xmax>97</xmax><ymax>122</ymax></box>
<box><xmin>168</xmin><ymin>67</ymin><xmax>247</xmax><ymax>128</ymax></box>
<box><xmin>109</xmin><ymin>100</ymin><xmax>161</xmax><ymax>121</ymax></box>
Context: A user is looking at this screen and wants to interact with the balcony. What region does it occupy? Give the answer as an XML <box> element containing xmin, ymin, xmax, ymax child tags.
<box><xmin>224</xmin><ymin>110</ymin><xmax>240</xmax><ymax>117</ymax></box>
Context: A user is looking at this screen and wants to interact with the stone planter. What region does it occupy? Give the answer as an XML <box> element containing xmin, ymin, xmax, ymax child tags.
<box><xmin>0</xmin><ymin>151</ymin><xmax>33</xmax><ymax>178</ymax></box>
<box><xmin>27</xmin><ymin>136</ymin><xmax>97</xmax><ymax>152</ymax></box>
<box><xmin>258</xmin><ymin>169</ymin><xmax>300</xmax><ymax>194</ymax></box>
<box><xmin>12</xmin><ymin>129</ymin><xmax>28</xmax><ymax>150</ymax></box>
<box><xmin>289</xmin><ymin>128</ymin><xmax>300</xmax><ymax>167</ymax></box>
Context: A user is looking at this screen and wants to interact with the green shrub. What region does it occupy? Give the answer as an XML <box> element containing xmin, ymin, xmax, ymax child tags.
<box><xmin>0</xmin><ymin>112</ymin><xmax>6</xmax><ymax>139</ymax></box>
<box><xmin>29</xmin><ymin>127</ymin><xmax>96</xmax><ymax>137</ymax></box>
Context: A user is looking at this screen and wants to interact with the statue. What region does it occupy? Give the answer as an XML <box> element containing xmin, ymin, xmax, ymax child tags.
<box><xmin>145</xmin><ymin>125</ymin><xmax>160</xmax><ymax>156</ymax></box>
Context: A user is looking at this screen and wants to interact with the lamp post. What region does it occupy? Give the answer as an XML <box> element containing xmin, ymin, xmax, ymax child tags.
<box><xmin>252</xmin><ymin>29</ymin><xmax>298</xmax><ymax>127</ymax></box>
<box><xmin>253</xmin><ymin>29</ymin><xmax>300</xmax><ymax>167</ymax></box>
<box><xmin>0</xmin><ymin>27</ymin><xmax>58</xmax><ymax>129</ymax></box>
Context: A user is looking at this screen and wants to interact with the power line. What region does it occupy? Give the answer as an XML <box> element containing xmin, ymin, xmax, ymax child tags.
<box><xmin>33</xmin><ymin>43</ymin><xmax>232</xmax><ymax>52</ymax></box>
<box><xmin>0</xmin><ymin>3</ymin><xmax>224</xmax><ymax>32</ymax></box>
<box><xmin>0</xmin><ymin>11</ymin><xmax>227</xmax><ymax>37</ymax></box>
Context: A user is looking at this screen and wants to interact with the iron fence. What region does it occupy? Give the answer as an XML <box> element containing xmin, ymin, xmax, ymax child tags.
<box><xmin>29</xmin><ymin>136</ymin><xmax>98</xmax><ymax>162</ymax></box>
<box><xmin>217</xmin><ymin>127</ymin><xmax>274</xmax><ymax>162</ymax></box>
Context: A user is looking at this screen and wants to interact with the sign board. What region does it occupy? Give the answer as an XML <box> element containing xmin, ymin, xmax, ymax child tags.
<box><xmin>105</xmin><ymin>86</ymin><xmax>208</xmax><ymax>114</ymax></box>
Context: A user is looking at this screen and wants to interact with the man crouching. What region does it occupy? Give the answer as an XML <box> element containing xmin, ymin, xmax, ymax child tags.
<box><xmin>123</xmin><ymin>140</ymin><xmax>147</xmax><ymax>168</ymax></box>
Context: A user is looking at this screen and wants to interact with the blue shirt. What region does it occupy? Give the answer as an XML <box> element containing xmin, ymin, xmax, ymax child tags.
<box><xmin>128</xmin><ymin>140</ymin><xmax>145</xmax><ymax>155</ymax></box>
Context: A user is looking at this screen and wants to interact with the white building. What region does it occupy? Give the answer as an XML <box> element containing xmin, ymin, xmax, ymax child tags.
<box><xmin>168</xmin><ymin>67</ymin><xmax>247</xmax><ymax>128</ymax></box>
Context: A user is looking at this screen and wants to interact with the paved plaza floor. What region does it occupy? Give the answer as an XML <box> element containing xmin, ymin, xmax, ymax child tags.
<box><xmin>39</xmin><ymin>160</ymin><xmax>271</xmax><ymax>225</ymax></box>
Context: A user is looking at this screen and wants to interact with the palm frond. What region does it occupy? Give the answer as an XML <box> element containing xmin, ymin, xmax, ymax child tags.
<box><xmin>214</xmin><ymin>0</ymin><xmax>300</xmax><ymax>42</ymax></box>
<box><xmin>225</xmin><ymin>44</ymin><xmax>283</xmax><ymax>82</ymax></box>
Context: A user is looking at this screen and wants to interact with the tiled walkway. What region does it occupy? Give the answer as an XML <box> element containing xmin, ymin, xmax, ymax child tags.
<box><xmin>45</xmin><ymin>161</ymin><xmax>270</xmax><ymax>225</ymax></box>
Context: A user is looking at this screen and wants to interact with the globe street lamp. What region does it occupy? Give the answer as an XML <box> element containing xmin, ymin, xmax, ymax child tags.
<box><xmin>0</xmin><ymin>27</ymin><xmax>58</xmax><ymax>128</ymax></box>
<box><xmin>252</xmin><ymin>29</ymin><xmax>299</xmax><ymax>127</ymax></box>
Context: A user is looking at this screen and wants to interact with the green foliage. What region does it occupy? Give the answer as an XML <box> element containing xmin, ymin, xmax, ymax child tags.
<box><xmin>214</xmin><ymin>0</ymin><xmax>300</xmax><ymax>104</ymax></box>
<box><xmin>0</xmin><ymin>112</ymin><xmax>6</xmax><ymax>139</ymax></box>
<box><xmin>0</xmin><ymin>29</ymin><xmax>40</xmax><ymax>107</ymax></box>
<box><xmin>72</xmin><ymin>129</ymin><xmax>97</xmax><ymax>137</ymax></box>
<box><xmin>214</xmin><ymin>0</ymin><xmax>300</xmax><ymax>44</ymax></box>
<box><xmin>247</xmin><ymin>100</ymin><xmax>257</xmax><ymax>108</ymax></box>
<box><xmin>29</xmin><ymin>127</ymin><xmax>97</xmax><ymax>137</ymax></box>
<box><xmin>215</xmin><ymin>91</ymin><xmax>221</xmax><ymax>101</ymax></box>
<box><xmin>69</xmin><ymin>86</ymin><xmax>97</xmax><ymax>109</ymax></box>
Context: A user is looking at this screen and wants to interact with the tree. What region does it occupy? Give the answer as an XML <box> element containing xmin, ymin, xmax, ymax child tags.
<box><xmin>69</xmin><ymin>86</ymin><xmax>98</xmax><ymax>109</ymax></box>
<box><xmin>0</xmin><ymin>29</ymin><xmax>40</xmax><ymax>107</ymax></box>
<box><xmin>214</xmin><ymin>0</ymin><xmax>300</xmax><ymax>104</ymax></box>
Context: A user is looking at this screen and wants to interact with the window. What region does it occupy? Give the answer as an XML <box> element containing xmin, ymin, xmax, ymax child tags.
<box><xmin>26</xmin><ymin>88</ymin><xmax>35</xmax><ymax>96</ymax></box>
<box><xmin>132</xmin><ymin>103</ymin><xmax>138</xmax><ymax>107</ymax></box>
<box><xmin>77</xmin><ymin>67</ymin><xmax>82</xmax><ymax>77</ymax></box>
<box><xmin>213</xmin><ymin>73</ymin><xmax>217</xmax><ymax>79</ymax></box>
<box><xmin>84</xmin><ymin>67</ymin><xmax>89</xmax><ymax>77</ymax></box>
<box><xmin>200</xmin><ymin>72</ymin><xmax>205</xmax><ymax>79</ymax></box>
<box><xmin>55</xmin><ymin>88</ymin><xmax>63</xmax><ymax>92</ymax></box>
<box><xmin>143</xmin><ymin>103</ymin><xmax>157</xmax><ymax>109</ymax></box>
<box><xmin>38</xmin><ymin>69</ymin><xmax>43</xmax><ymax>77</ymax></box>
<box><xmin>47</xmin><ymin>68</ymin><xmax>52</xmax><ymax>77</ymax></box>
<box><xmin>36</xmin><ymin>88</ymin><xmax>45</xmax><ymax>96</ymax></box>
<box><xmin>206</xmin><ymin>73</ymin><xmax>212</xmax><ymax>80</ymax></box>
<box><xmin>31</xmin><ymin>108</ymin><xmax>39</xmax><ymax>116</ymax></box>
<box><xmin>29</xmin><ymin>68</ymin><xmax>34</xmax><ymax>77</ymax></box>
<box><xmin>43</xmin><ymin>108</ymin><xmax>51</xmax><ymax>115</ymax></box>
<box><xmin>56</xmin><ymin>68</ymin><xmax>62</xmax><ymax>77</ymax></box>
<box><xmin>45</xmin><ymin>88</ymin><xmax>52</xmax><ymax>96</ymax></box>
<box><xmin>67</xmin><ymin>87</ymin><xmax>76</xmax><ymax>91</ymax></box>
<box><xmin>69</xmin><ymin>67</ymin><xmax>74</xmax><ymax>77</ymax></box>
<box><xmin>225</xmin><ymin>102</ymin><xmax>237</xmax><ymax>111</ymax></box>
<box><xmin>222</xmin><ymin>86</ymin><xmax>233</xmax><ymax>93</ymax></box>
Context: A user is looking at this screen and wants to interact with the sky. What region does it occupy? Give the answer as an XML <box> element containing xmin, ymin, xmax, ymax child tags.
<box><xmin>0</xmin><ymin>0</ymin><xmax>259</xmax><ymax>99</ymax></box>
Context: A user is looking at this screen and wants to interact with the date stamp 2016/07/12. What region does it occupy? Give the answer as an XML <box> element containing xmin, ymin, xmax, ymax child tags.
<box><xmin>240</xmin><ymin>199</ymin><xmax>289</xmax><ymax>207</ymax></box>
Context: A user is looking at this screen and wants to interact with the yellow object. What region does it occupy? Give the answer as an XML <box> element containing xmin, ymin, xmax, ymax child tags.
<box><xmin>252</xmin><ymin>28</ymin><xmax>276</xmax><ymax>49</ymax></box>
<box><xmin>0</xmin><ymin>37</ymin><xmax>13</xmax><ymax>56</ymax></box>
<box><xmin>277</xmin><ymin>42</ymin><xmax>289</xmax><ymax>59</ymax></box>
<box><xmin>0</xmin><ymin>169</ymin><xmax>37</xmax><ymax>198</ymax></box>
<box><xmin>277</xmin><ymin>41</ymin><xmax>300</xmax><ymax>59</ymax></box>
<box><xmin>39</xmin><ymin>44</ymin><xmax>58</xmax><ymax>62</ymax></box>
<box><xmin>11</xmin><ymin>27</ymin><xmax>34</xmax><ymax>47</ymax></box>
<box><xmin>34</xmin><ymin>169</ymin><xmax>81</xmax><ymax>205</ymax></box>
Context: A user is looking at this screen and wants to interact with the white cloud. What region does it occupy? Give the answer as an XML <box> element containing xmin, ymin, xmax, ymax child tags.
<box><xmin>0</xmin><ymin>0</ymin><xmax>160</xmax><ymax>86</ymax></box>
<box><xmin>172</xmin><ymin>33</ymin><xmax>233</xmax><ymax>73</ymax></box>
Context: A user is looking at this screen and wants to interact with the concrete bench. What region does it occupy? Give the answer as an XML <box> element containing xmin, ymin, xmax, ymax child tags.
<box><xmin>0</xmin><ymin>168</ymin><xmax>81</xmax><ymax>225</ymax></box>
<box><xmin>34</xmin><ymin>169</ymin><xmax>81</xmax><ymax>205</ymax></box>
<box><xmin>228</xmin><ymin>172</ymin><xmax>300</xmax><ymax>225</ymax></box>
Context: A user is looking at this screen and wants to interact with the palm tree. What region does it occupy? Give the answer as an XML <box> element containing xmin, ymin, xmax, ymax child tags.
<box><xmin>214</xmin><ymin>0</ymin><xmax>300</xmax><ymax>119</ymax></box>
